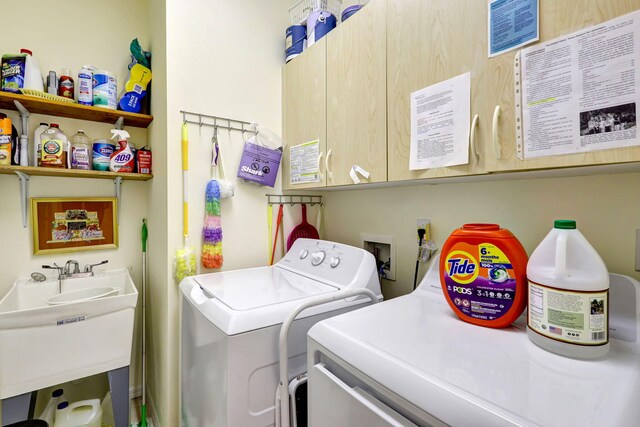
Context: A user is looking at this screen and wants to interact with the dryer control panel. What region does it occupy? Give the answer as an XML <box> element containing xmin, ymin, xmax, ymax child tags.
<box><xmin>278</xmin><ymin>239</ymin><xmax>376</xmax><ymax>289</ymax></box>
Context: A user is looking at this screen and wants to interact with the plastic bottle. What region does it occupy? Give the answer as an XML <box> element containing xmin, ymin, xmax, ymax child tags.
<box><xmin>33</xmin><ymin>122</ymin><xmax>48</xmax><ymax>166</ymax></box>
<box><xmin>70</xmin><ymin>130</ymin><xmax>92</xmax><ymax>170</ymax></box>
<box><xmin>38</xmin><ymin>388</ymin><xmax>64</xmax><ymax>426</ymax></box>
<box><xmin>0</xmin><ymin>117</ymin><xmax>12</xmax><ymax>166</ymax></box>
<box><xmin>21</xmin><ymin>49</ymin><xmax>44</xmax><ymax>92</ymax></box>
<box><xmin>58</xmin><ymin>68</ymin><xmax>74</xmax><ymax>99</ymax></box>
<box><xmin>40</xmin><ymin>124</ymin><xmax>70</xmax><ymax>168</ymax></box>
<box><xmin>0</xmin><ymin>113</ymin><xmax>19</xmax><ymax>165</ymax></box>
<box><xmin>440</xmin><ymin>223</ymin><xmax>529</xmax><ymax>328</ymax></box>
<box><xmin>53</xmin><ymin>399</ymin><xmax>102</xmax><ymax>427</ymax></box>
<box><xmin>77</xmin><ymin>66</ymin><xmax>94</xmax><ymax>105</ymax></box>
<box><xmin>92</xmin><ymin>139</ymin><xmax>115</xmax><ymax>171</ymax></box>
<box><xmin>109</xmin><ymin>130</ymin><xmax>134</xmax><ymax>173</ymax></box>
<box><xmin>527</xmin><ymin>220</ymin><xmax>609</xmax><ymax>359</ymax></box>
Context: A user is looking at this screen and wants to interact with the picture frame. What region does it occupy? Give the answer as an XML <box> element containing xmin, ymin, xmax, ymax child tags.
<box><xmin>31</xmin><ymin>197</ymin><xmax>118</xmax><ymax>255</ymax></box>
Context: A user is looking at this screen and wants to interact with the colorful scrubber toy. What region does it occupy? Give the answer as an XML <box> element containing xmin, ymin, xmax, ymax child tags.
<box><xmin>202</xmin><ymin>179</ymin><xmax>223</xmax><ymax>268</ymax></box>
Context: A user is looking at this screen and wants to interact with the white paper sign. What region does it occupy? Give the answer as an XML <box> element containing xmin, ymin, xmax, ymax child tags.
<box><xmin>290</xmin><ymin>139</ymin><xmax>320</xmax><ymax>184</ymax></box>
<box><xmin>521</xmin><ymin>11</ymin><xmax>640</xmax><ymax>159</ymax></box>
<box><xmin>410</xmin><ymin>73</ymin><xmax>470</xmax><ymax>170</ymax></box>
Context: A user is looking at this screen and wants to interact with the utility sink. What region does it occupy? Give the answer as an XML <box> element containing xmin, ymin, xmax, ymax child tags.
<box><xmin>0</xmin><ymin>269</ymin><xmax>138</xmax><ymax>400</ymax></box>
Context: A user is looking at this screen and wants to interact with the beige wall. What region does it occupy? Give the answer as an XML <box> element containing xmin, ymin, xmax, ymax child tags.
<box><xmin>0</xmin><ymin>0</ymin><xmax>149</xmax><ymax>411</ymax></box>
<box><xmin>321</xmin><ymin>172</ymin><xmax>640</xmax><ymax>299</ymax></box>
<box><xmin>147</xmin><ymin>0</ymin><xmax>291</xmax><ymax>424</ymax></box>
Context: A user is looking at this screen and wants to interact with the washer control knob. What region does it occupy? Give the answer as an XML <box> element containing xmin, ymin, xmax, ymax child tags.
<box><xmin>330</xmin><ymin>257</ymin><xmax>340</xmax><ymax>268</ymax></box>
<box><xmin>299</xmin><ymin>249</ymin><xmax>308</xmax><ymax>259</ymax></box>
<box><xmin>311</xmin><ymin>251</ymin><xmax>326</xmax><ymax>266</ymax></box>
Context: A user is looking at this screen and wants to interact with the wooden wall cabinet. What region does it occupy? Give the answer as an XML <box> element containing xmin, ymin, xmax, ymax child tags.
<box><xmin>387</xmin><ymin>0</ymin><xmax>489</xmax><ymax>181</ymax></box>
<box><xmin>326</xmin><ymin>0</ymin><xmax>388</xmax><ymax>186</ymax></box>
<box><xmin>282</xmin><ymin>0</ymin><xmax>640</xmax><ymax>190</ymax></box>
<box><xmin>282</xmin><ymin>38</ymin><xmax>327</xmax><ymax>191</ymax></box>
<box><xmin>486</xmin><ymin>0</ymin><xmax>640</xmax><ymax>172</ymax></box>
<box><xmin>282</xmin><ymin>0</ymin><xmax>387</xmax><ymax>189</ymax></box>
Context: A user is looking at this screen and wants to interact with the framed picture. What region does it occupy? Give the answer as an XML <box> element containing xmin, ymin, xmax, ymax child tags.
<box><xmin>31</xmin><ymin>197</ymin><xmax>118</xmax><ymax>255</ymax></box>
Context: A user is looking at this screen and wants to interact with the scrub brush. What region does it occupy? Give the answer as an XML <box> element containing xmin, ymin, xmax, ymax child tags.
<box><xmin>174</xmin><ymin>122</ymin><xmax>197</xmax><ymax>283</ymax></box>
<box><xmin>202</xmin><ymin>180</ymin><xmax>223</xmax><ymax>269</ymax></box>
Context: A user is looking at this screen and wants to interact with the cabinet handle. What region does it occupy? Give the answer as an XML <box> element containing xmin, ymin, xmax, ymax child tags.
<box><xmin>317</xmin><ymin>151</ymin><xmax>324</xmax><ymax>180</ymax></box>
<box><xmin>469</xmin><ymin>114</ymin><xmax>479</xmax><ymax>161</ymax></box>
<box><xmin>325</xmin><ymin>149</ymin><xmax>334</xmax><ymax>180</ymax></box>
<box><xmin>492</xmin><ymin>105</ymin><xmax>502</xmax><ymax>160</ymax></box>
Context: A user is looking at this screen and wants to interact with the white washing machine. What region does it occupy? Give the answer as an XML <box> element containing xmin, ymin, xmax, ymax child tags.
<box><xmin>307</xmin><ymin>256</ymin><xmax>640</xmax><ymax>427</ymax></box>
<box><xmin>180</xmin><ymin>238</ymin><xmax>382</xmax><ymax>427</ymax></box>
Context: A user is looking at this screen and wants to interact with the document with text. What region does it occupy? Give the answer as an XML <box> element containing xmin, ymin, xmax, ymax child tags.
<box><xmin>521</xmin><ymin>10</ymin><xmax>640</xmax><ymax>159</ymax></box>
<box><xmin>410</xmin><ymin>73</ymin><xmax>470</xmax><ymax>170</ymax></box>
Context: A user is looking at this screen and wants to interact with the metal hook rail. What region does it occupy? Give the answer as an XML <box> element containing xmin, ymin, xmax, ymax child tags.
<box><xmin>180</xmin><ymin>110</ymin><xmax>258</xmax><ymax>134</ymax></box>
<box><xmin>266</xmin><ymin>194</ymin><xmax>323</xmax><ymax>207</ymax></box>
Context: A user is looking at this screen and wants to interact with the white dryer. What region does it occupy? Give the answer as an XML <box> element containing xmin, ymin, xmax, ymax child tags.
<box><xmin>179</xmin><ymin>238</ymin><xmax>382</xmax><ymax>427</ymax></box>
<box><xmin>307</xmin><ymin>256</ymin><xmax>640</xmax><ymax>427</ymax></box>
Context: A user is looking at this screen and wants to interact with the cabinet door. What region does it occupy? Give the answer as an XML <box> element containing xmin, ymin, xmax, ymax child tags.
<box><xmin>326</xmin><ymin>0</ymin><xmax>387</xmax><ymax>186</ymax></box>
<box><xmin>486</xmin><ymin>0</ymin><xmax>640</xmax><ymax>172</ymax></box>
<box><xmin>387</xmin><ymin>0</ymin><xmax>489</xmax><ymax>182</ymax></box>
<box><xmin>282</xmin><ymin>38</ymin><xmax>327</xmax><ymax>190</ymax></box>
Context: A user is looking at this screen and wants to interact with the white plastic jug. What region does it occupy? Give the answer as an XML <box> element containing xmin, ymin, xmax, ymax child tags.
<box><xmin>53</xmin><ymin>399</ymin><xmax>103</xmax><ymax>427</ymax></box>
<box><xmin>527</xmin><ymin>220</ymin><xmax>609</xmax><ymax>359</ymax></box>
<box><xmin>38</xmin><ymin>388</ymin><xmax>64</xmax><ymax>426</ymax></box>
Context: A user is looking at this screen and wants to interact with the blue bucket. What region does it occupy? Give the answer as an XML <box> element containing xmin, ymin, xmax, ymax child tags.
<box><xmin>341</xmin><ymin>5</ymin><xmax>363</xmax><ymax>22</ymax></box>
<box><xmin>307</xmin><ymin>11</ymin><xmax>337</xmax><ymax>47</ymax></box>
<box><xmin>286</xmin><ymin>25</ymin><xmax>306</xmax><ymax>63</ymax></box>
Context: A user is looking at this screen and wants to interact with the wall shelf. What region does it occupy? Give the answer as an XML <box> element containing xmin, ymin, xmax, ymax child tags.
<box><xmin>0</xmin><ymin>91</ymin><xmax>153</xmax><ymax>128</ymax></box>
<box><xmin>0</xmin><ymin>165</ymin><xmax>152</xmax><ymax>181</ymax></box>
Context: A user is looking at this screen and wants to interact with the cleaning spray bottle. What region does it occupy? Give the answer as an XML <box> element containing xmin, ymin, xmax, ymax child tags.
<box><xmin>109</xmin><ymin>129</ymin><xmax>135</xmax><ymax>173</ymax></box>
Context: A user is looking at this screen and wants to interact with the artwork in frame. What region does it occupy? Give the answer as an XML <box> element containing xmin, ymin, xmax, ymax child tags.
<box><xmin>31</xmin><ymin>197</ymin><xmax>118</xmax><ymax>255</ymax></box>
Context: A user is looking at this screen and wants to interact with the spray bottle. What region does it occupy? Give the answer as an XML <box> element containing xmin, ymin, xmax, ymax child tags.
<box><xmin>109</xmin><ymin>129</ymin><xmax>134</xmax><ymax>173</ymax></box>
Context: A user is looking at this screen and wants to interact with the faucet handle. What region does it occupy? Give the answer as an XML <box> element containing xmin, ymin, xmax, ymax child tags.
<box><xmin>42</xmin><ymin>263</ymin><xmax>64</xmax><ymax>277</ymax></box>
<box><xmin>84</xmin><ymin>260</ymin><xmax>109</xmax><ymax>273</ymax></box>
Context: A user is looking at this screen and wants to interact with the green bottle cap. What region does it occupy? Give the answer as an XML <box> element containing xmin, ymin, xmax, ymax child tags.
<box><xmin>554</xmin><ymin>220</ymin><xmax>576</xmax><ymax>229</ymax></box>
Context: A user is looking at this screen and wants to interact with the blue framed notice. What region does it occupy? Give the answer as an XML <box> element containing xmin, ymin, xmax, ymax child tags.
<box><xmin>489</xmin><ymin>0</ymin><xmax>539</xmax><ymax>57</ymax></box>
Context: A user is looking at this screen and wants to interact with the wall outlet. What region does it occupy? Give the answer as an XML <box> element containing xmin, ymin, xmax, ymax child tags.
<box><xmin>361</xmin><ymin>233</ymin><xmax>396</xmax><ymax>281</ymax></box>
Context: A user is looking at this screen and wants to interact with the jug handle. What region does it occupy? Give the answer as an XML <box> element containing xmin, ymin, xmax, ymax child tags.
<box><xmin>555</xmin><ymin>232</ymin><xmax>568</xmax><ymax>277</ymax></box>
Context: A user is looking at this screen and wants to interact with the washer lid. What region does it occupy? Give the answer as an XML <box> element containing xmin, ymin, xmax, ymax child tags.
<box><xmin>194</xmin><ymin>266</ymin><xmax>338</xmax><ymax>311</ymax></box>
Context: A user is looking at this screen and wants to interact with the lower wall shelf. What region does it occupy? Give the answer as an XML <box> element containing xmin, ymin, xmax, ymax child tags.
<box><xmin>0</xmin><ymin>165</ymin><xmax>153</xmax><ymax>181</ymax></box>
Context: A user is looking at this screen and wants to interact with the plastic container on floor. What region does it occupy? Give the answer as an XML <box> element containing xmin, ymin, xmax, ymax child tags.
<box><xmin>527</xmin><ymin>219</ymin><xmax>610</xmax><ymax>359</ymax></box>
<box><xmin>38</xmin><ymin>388</ymin><xmax>64</xmax><ymax>426</ymax></box>
<box><xmin>53</xmin><ymin>399</ymin><xmax>102</xmax><ymax>427</ymax></box>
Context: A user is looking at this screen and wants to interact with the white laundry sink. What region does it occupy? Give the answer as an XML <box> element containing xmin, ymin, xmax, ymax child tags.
<box><xmin>0</xmin><ymin>269</ymin><xmax>138</xmax><ymax>399</ymax></box>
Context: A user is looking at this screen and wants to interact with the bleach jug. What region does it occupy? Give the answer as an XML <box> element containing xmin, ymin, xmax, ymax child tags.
<box><xmin>527</xmin><ymin>220</ymin><xmax>609</xmax><ymax>359</ymax></box>
<box><xmin>53</xmin><ymin>399</ymin><xmax>102</xmax><ymax>427</ymax></box>
<box><xmin>109</xmin><ymin>129</ymin><xmax>134</xmax><ymax>173</ymax></box>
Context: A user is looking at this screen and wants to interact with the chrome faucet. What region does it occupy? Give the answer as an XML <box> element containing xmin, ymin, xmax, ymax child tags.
<box><xmin>64</xmin><ymin>260</ymin><xmax>81</xmax><ymax>276</ymax></box>
<box><xmin>42</xmin><ymin>259</ymin><xmax>109</xmax><ymax>280</ymax></box>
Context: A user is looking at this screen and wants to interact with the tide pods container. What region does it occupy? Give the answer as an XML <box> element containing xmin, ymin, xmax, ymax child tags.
<box><xmin>440</xmin><ymin>224</ymin><xmax>528</xmax><ymax>328</ymax></box>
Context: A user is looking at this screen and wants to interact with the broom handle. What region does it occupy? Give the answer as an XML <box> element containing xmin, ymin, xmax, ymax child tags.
<box><xmin>182</xmin><ymin>123</ymin><xmax>189</xmax><ymax>242</ymax></box>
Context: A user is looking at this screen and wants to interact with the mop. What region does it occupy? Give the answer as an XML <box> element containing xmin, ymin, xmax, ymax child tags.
<box><xmin>135</xmin><ymin>219</ymin><xmax>151</xmax><ymax>427</ymax></box>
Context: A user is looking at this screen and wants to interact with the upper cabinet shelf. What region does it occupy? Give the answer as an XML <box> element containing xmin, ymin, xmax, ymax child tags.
<box><xmin>0</xmin><ymin>91</ymin><xmax>153</xmax><ymax>128</ymax></box>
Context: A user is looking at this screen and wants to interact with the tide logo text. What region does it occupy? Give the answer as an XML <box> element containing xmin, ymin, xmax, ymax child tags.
<box><xmin>445</xmin><ymin>251</ymin><xmax>480</xmax><ymax>285</ymax></box>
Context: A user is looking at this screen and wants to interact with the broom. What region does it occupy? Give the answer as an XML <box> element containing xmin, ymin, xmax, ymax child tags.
<box><xmin>174</xmin><ymin>122</ymin><xmax>196</xmax><ymax>283</ymax></box>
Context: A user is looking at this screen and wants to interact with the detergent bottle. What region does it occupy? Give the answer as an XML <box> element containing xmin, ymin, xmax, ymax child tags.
<box><xmin>440</xmin><ymin>224</ymin><xmax>528</xmax><ymax>328</ymax></box>
<box><xmin>527</xmin><ymin>220</ymin><xmax>609</xmax><ymax>359</ymax></box>
<box><xmin>109</xmin><ymin>129</ymin><xmax>134</xmax><ymax>173</ymax></box>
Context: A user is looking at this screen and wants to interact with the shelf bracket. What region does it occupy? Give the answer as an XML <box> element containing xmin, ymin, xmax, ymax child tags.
<box><xmin>15</xmin><ymin>171</ymin><xmax>30</xmax><ymax>228</ymax></box>
<box><xmin>114</xmin><ymin>117</ymin><xmax>124</xmax><ymax>130</ymax></box>
<box><xmin>114</xmin><ymin>177</ymin><xmax>123</xmax><ymax>224</ymax></box>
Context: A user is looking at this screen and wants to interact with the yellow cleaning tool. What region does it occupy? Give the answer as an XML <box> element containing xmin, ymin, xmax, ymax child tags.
<box><xmin>174</xmin><ymin>122</ymin><xmax>197</xmax><ymax>283</ymax></box>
